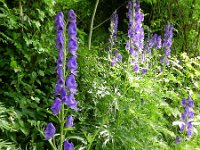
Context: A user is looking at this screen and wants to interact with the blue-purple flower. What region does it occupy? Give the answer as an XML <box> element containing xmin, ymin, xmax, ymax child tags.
<box><xmin>68</xmin><ymin>39</ymin><xmax>78</xmax><ymax>56</ymax></box>
<box><xmin>64</xmin><ymin>140</ymin><xmax>74</xmax><ymax>150</ymax></box>
<box><xmin>134</xmin><ymin>63</ymin><xmax>139</xmax><ymax>73</ymax></box>
<box><xmin>68</xmin><ymin>10</ymin><xmax>78</xmax><ymax>56</ymax></box>
<box><xmin>51</xmin><ymin>98</ymin><xmax>62</xmax><ymax>115</ymax></box>
<box><xmin>162</xmin><ymin>24</ymin><xmax>173</xmax><ymax>65</ymax></box>
<box><xmin>176</xmin><ymin>136</ymin><xmax>182</xmax><ymax>144</ymax></box>
<box><xmin>65</xmin><ymin>115</ymin><xmax>74</xmax><ymax>128</ymax></box>
<box><xmin>55</xmin><ymin>12</ymin><xmax>65</xmax><ymax>31</ymax></box>
<box><xmin>68</xmin><ymin>56</ymin><xmax>78</xmax><ymax>75</ymax></box>
<box><xmin>111</xmin><ymin>50</ymin><xmax>122</xmax><ymax>67</ymax></box>
<box><xmin>66</xmin><ymin>75</ymin><xmax>77</xmax><ymax>93</ymax></box>
<box><xmin>142</xmin><ymin>68</ymin><xmax>147</xmax><ymax>74</ymax></box>
<box><xmin>178</xmin><ymin>96</ymin><xmax>194</xmax><ymax>138</ymax></box>
<box><xmin>63</xmin><ymin>93</ymin><xmax>78</xmax><ymax>110</ymax></box>
<box><xmin>44</xmin><ymin>123</ymin><xmax>56</xmax><ymax>140</ymax></box>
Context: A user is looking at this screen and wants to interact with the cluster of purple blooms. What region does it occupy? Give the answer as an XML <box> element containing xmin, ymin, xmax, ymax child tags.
<box><xmin>110</xmin><ymin>12</ymin><xmax>122</xmax><ymax>67</ymax></box>
<box><xmin>126</xmin><ymin>0</ymin><xmax>144</xmax><ymax>73</ymax></box>
<box><xmin>111</xmin><ymin>49</ymin><xmax>122</xmax><ymax>66</ymax></box>
<box><xmin>111</xmin><ymin>12</ymin><xmax>119</xmax><ymax>43</ymax></box>
<box><xmin>44</xmin><ymin>10</ymin><xmax>78</xmax><ymax>150</ymax></box>
<box><xmin>147</xmin><ymin>34</ymin><xmax>162</xmax><ymax>55</ymax></box>
<box><xmin>176</xmin><ymin>96</ymin><xmax>194</xmax><ymax>144</ymax></box>
<box><xmin>160</xmin><ymin>24</ymin><xmax>173</xmax><ymax>66</ymax></box>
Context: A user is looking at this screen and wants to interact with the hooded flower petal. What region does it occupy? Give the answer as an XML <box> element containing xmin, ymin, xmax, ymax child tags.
<box><xmin>68</xmin><ymin>39</ymin><xmax>78</xmax><ymax>56</ymax></box>
<box><xmin>65</xmin><ymin>115</ymin><xmax>73</xmax><ymax>128</ymax></box>
<box><xmin>66</xmin><ymin>75</ymin><xmax>77</xmax><ymax>93</ymax></box>
<box><xmin>44</xmin><ymin>123</ymin><xmax>56</xmax><ymax>140</ymax></box>
<box><xmin>63</xmin><ymin>93</ymin><xmax>78</xmax><ymax>110</ymax></box>
<box><xmin>68</xmin><ymin>10</ymin><xmax>76</xmax><ymax>22</ymax></box>
<box><xmin>64</xmin><ymin>140</ymin><xmax>74</xmax><ymax>150</ymax></box>
<box><xmin>51</xmin><ymin>98</ymin><xmax>62</xmax><ymax>115</ymax></box>
<box><xmin>68</xmin><ymin>56</ymin><xmax>78</xmax><ymax>75</ymax></box>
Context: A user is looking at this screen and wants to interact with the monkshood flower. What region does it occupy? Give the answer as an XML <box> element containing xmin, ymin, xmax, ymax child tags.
<box><xmin>127</xmin><ymin>1</ymin><xmax>133</xmax><ymax>29</ymax></box>
<box><xmin>141</xmin><ymin>68</ymin><xmax>147</xmax><ymax>74</ymax></box>
<box><xmin>156</xmin><ymin>36</ymin><xmax>162</xmax><ymax>49</ymax></box>
<box><xmin>111</xmin><ymin>50</ymin><xmax>122</xmax><ymax>67</ymax></box>
<box><xmin>66</xmin><ymin>9</ymin><xmax>78</xmax><ymax>112</ymax></box>
<box><xmin>64</xmin><ymin>140</ymin><xmax>74</xmax><ymax>150</ymax></box>
<box><xmin>44</xmin><ymin>123</ymin><xmax>56</xmax><ymax>140</ymax></box>
<box><xmin>63</xmin><ymin>93</ymin><xmax>78</xmax><ymax>111</ymax></box>
<box><xmin>134</xmin><ymin>0</ymin><xmax>144</xmax><ymax>53</ymax></box>
<box><xmin>65</xmin><ymin>115</ymin><xmax>73</xmax><ymax>128</ymax></box>
<box><xmin>111</xmin><ymin>12</ymin><xmax>119</xmax><ymax>41</ymax></box>
<box><xmin>178</xmin><ymin>96</ymin><xmax>194</xmax><ymax>138</ymax></box>
<box><xmin>66</xmin><ymin>74</ymin><xmax>77</xmax><ymax>93</ymax></box>
<box><xmin>68</xmin><ymin>10</ymin><xmax>78</xmax><ymax>56</ymax></box>
<box><xmin>126</xmin><ymin>0</ymin><xmax>144</xmax><ymax>73</ymax></box>
<box><xmin>51</xmin><ymin>97</ymin><xmax>62</xmax><ymax>115</ymax></box>
<box><xmin>55</xmin><ymin>12</ymin><xmax>65</xmax><ymax>31</ymax></box>
<box><xmin>162</xmin><ymin>24</ymin><xmax>173</xmax><ymax>65</ymax></box>
<box><xmin>147</xmin><ymin>33</ymin><xmax>162</xmax><ymax>55</ymax></box>
<box><xmin>109</xmin><ymin>12</ymin><xmax>119</xmax><ymax>67</ymax></box>
<box><xmin>53</xmin><ymin>11</ymin><xmax>66</xmax><ymax>117</ymax></box>
<box><xmin>134</xmin><ymin>63</ymin><xmax>139</xmax><ymax>73</ymax></box>
<box><xmin>68</xmin><ymin>56</ymin><xmax>78</xmax><ymax>75</ymax></box>
<box><xmin>126</xmin><ymin>1</ymin><xmax>135</xmax><ymax>56</ymax></box>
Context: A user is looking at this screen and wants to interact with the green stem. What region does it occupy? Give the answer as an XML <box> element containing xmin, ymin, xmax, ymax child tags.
<box><xmin>58</xmin><ymin>18</ymin><xmax>68</xmax><ymax>150</ymax></box>
<box><xmin>59</xmin><ymin>104</ymin><xmax>65</xmax><ymax>150</ymax></box>
<box><xmin>49</xmin><ymin>140</ymin><xmax>57</xmax><ymax>150</ymax></box>
<box><xmin>87</xmin><ymin>121</ymin><xmax>105</xmax><ymax>150</ymax></box>
<box><xmin>88</xmin><ymin>0</ymin><xmax>100</xmax><ymax>50</ymax></box>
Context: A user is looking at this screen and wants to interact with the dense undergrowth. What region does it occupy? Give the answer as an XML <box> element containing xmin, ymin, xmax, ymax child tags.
<box><xmin>0</xmin><ymin>0</ymin><xmax>200</xmax><ymax>149</ymax></box>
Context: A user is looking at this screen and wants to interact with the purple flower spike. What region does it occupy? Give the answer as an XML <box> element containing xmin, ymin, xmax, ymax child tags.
<box><xmin>44</xmin><ymin>123</ymin><xmax>56</xmax><ymax>140</ymax></box>
<box><xmin>51</xmin><ymin>98</ymin><xmax>62</xmax><ymax>115</ymax></box>
<box><xmin>176</xmin><ymin>136</ymin><xmax>182</xmax><ymax>144</ymax></box>
<box><xmin>68</xmin><ymin>56</ymin><xmax>78</xmax><ymax>75</ymax></box>
<box><xmin>111</xmin><ymin>12</ymin><xmax>119</xmax><ymax>40</ymax></box>
<box><xmin>66</xmin><ymin>75</ymin><xmax>77</xmax><ymax>93</ymax></box>
<box><xmin>162</xmin><ymin>24</ymin><xmax>173</xmax><ymax>64</ymax></box>
<box><xmin>68</xmin><ymin>10</ymin><xmax>78</xmax><ymax>56</ymax></box>
<box><xmin>65</xmin><ymin>115</ymin><xmax>74</xmax><ymax>128</ymax></box>
<box><xmin>64</xmin><ymin>140</ymin><xmax>74</xmax><ymax>150</ymax></box>
<box><xmin>177</xmin><ymin>96</ymin><xmax>195</xmax><ymax>140</ymax></box>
